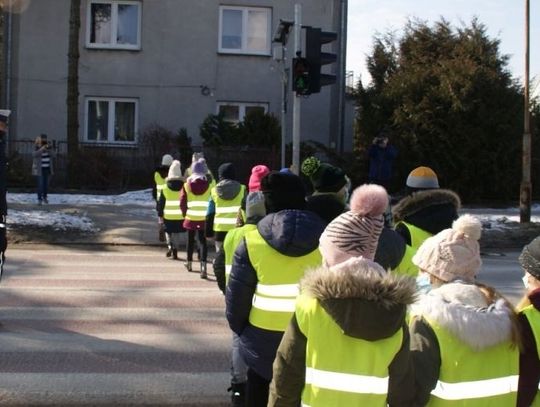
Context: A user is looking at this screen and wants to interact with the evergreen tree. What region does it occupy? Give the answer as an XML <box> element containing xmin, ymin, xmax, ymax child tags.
<box><xmin>356</xmin><ymin>18</ymin><xmax>532</xmax><ymax>201</ymax></box>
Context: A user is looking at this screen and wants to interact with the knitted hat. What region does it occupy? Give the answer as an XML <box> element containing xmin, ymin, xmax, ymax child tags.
<box><xmin>412</xmin><ymin>214</ymin><xmax>482</xmax><ymax>283</ymax></box>
<box><xmin>191</xmin><ymin>158</ymin><xmax>208</xmax><ymax>177</ymax></box>
<box><xmin>218</xmin><ymin>162</ymin><xmax>236</xmax><ymax>180</ymax></box>
<box><xmin>319</xmin><ymin>184</ymin><xmax>388</xmax><ymax>266</ymax></box>
<box><xmin>406</xmin><ymin>166</ymin><xmax>439</xmax><ymax>189</ymax></box>
<box><xmin>248</xmin><ymin>165</ymin><xmax>270</xmax><ymax>192</ymax></box>
<box><xmin>245</xmin><ymin>191</ymin><xmax>266</xmax><ymax>220</ymax></box>
<box><xmin>0</xmin><ymin>109</ymin><xmax>11</xmax><ymax>123</ymax></box>
<box><xmin>519</xmin><ymin>236</ymin><xmax>540</xmax><ymax>279</ymax></box>
<box><xmin>167</xmin><ymin>160</ymin><xmax>182</xmax><ymax>181</ymax></box>
<box><xmin>161</xmin><ymin>154</ymin><xmax>174</xmax><ymax>167</ymax></box>
<box><xmin>261</xmin><ymin>171</ymin><xmax>306</xmax><ymax>213</ymax></box>
<box><xmin>301</xmin><ymin>157</ymin><xmax>347</xmax><ymax>193</ymax></box>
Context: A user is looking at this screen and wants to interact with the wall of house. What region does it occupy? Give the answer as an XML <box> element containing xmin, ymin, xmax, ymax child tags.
<box><xmin>8</xmin><ymin>0</ymin><xmax>352</xmax><ymax>157</ymax></box>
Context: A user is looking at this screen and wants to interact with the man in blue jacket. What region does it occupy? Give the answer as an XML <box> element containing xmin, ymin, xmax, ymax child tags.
<box><xmin>226</xmin><ymin>172</ymin><xmax>326</xmax><ymax>407</ymax></box>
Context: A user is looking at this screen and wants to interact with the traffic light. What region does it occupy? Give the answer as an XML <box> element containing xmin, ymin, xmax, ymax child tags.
<box><xmin>292</xmin><ymin>56</ymin><xmax>310</xmax><ymax>95</ymax></box>
<box><xmin>305</xmin><ymin>27</ymin><xmax>337</xmax><ymax>94</ymax></box>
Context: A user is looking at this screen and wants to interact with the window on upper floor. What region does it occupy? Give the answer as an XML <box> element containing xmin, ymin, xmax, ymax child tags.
<box><xmin>219</xmin><ymin>6</ymin><xmax>271</xmax><ymax>55</ymax></box>
<box><xmin>217</xmin><ymin>102</ymin><xmax>268</xmax><ymax>123</ymax></box>
<box><xmin>86</xmin><ymin>1</ymin><xmax>141</xmax><ymax>50</ymax></box>
<box><xmin>85</xmin><ymin>97</ymin><xmax>138</xmax><ymax>145</ymax></box>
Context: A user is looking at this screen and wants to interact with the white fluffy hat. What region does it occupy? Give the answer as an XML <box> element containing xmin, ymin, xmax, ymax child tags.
<box><xmin>412</xmin><ymin>214</ymin><xmax>482</xmax><ymax>283</ymax></box>
<box><xmin>167</xmin><ymin>160</ymin><xmax>182</xmax><ymax>181</ymax></box>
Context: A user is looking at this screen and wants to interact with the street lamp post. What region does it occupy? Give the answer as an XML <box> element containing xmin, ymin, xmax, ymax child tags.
<box><xmin>520</xmin><ymin>0</ymin><xmax>531</xmax><ymax>223</ymax></box>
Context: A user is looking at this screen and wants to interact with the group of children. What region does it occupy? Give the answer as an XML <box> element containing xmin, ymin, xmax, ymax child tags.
<box><xmin>153</xmin><ymin>153</ymin><xmax>540</xmax><ymax>406</ymax></box>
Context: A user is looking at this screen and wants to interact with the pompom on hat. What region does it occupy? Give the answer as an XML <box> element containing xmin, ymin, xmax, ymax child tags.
<box><xmin>248</xmin><ymin>165</ymin><xmax>270</xmax><ymax>192</ymax></box>
<box><xmin>167</xmin><ymin>160</ymin><xmax>182</xmax><ymax>181</ymax></box>
<box><xmin>301</xmin><ymin>156</ymin><xmax>347</xmax><ymax>193</ymax></box>
<box><xmin>406</xmin><ymin>166</ymin><xmax>439</xmax><ymax>190</ymax></box>
<box><xmin>161</xmin><ymin>154</ymin><xmax>174</xmax><ymax>167</ymax></box>
<box><xmin>319</xmin><ymin>184</ymin><xmax>388</xmax><ymax>266</ymax></box>
<box><xmin>519</xmin><ymin>236</ymin><xmax>540</xmax><ymax>280</ymax></box>
<box><xmin>412</xmin><ymin>214</ymin><xmax>482</xmax><ymax>283</ymax></box>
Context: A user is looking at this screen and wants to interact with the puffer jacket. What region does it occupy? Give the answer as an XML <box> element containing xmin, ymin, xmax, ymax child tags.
<box><xmin>225</xmin><ymin>209</ymin><xmax>326</xmax><ymax>381</ymax></box>
<box><xmin>409</xmin><ymin>282</ymin><xmax>519</xmax><ymax>406</ymax></box>
<box><xmin>268</xmin><ymin>264</ymin><xmax>417</xmax><ymax>407</ymax></box>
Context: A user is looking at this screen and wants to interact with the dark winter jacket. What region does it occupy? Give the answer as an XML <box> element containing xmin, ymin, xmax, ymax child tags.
<box><xmin>374</xmin><ymin>189</ymin><xmax>460</xmax><ymax>271</ymax></box>
<box><xmin>225</xmin><ymin>209</ymin><xmax>326</xmax><ymax>381</ymax></box>
<box><xmin>517</xmin><ymin>288</ymin><xmax>540</xmax><ymax>407</ymax></box>
<box><xmin>268</xmin><ymin>264</ymin><xmax>417</xmax><ymax>407</ymax></box>
<box><xmin>409</xmin><ymin>282</ymin><xmax>518</xmax><ymax>406</ymax></box>
<box><xmin>157</xmin><ymin>179</ymin><xmax>185</xmax><ymax>233</ymax></box>
<box><xmin>205</xmin><ymin>179</ymin><xmax>246</xmax><ymax>240</ymax></box>
<box><xmin>305</xmin><ymin>193</ymin><xmax>346</xmax><ymax>225</ymax></box>
<box><xmin>180</xmin><ymin>176</ymin><xmax>210</xmax><ymax>230</ymax></box>
<box><xmin>368</xmin><ymin>143</ymin><xmax>398</xmax><ymax>182</ymax></box>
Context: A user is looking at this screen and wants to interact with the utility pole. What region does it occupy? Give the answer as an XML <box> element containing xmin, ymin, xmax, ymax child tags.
<box><xmin>520</xmin><ymin>0</ymin><xmax>531</xmax><ymax>223</ymax></box>
<box><xmin>292</xmin><ymin>4</ymin><xmax>302</xmax><ymax>175</ymax></box>
<box><xmin>337</xmin><ymin>0</ymin><xmax>347</xmax><ymax>154</ymax></box>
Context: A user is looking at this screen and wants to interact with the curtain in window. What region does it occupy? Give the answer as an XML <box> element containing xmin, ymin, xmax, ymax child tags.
<box><xmin>88</xmin><ymin>101</ymin><xmax>109</xmax><ymax>141</ymax></box>
<box><xmin>90</xmin><ymin>3</ymin><xmax>112</xmax><ymax>44</ymax></box>
<box><xmin>247</xmin><ymin>10</ymin><xmax>268</xmax><ymax>52</ymax></box>
<box><xmin>117</xmin><ymin>4</ymin><xmax>138</xmax><ymax>45</ymax></box>
<box><xmin>114</xmin><ymin>102</ymin><xmax>135</xmax><ymax>142</ymax></box>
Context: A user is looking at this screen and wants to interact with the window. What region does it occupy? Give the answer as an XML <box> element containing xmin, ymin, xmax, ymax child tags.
<box><xmin>219</xmin><ymin>6</ymin><xmax>271</xmax><ymax>55</ymax></box>
<box><xmin>217</xmin><ymin>102</ymin><xmax>268</xmax><ymax>123</ymax></box>
<box><xmin>85</xmin><ymin>97</ymin><xmax>138</xmax><ymax>144</ymax></box>
<box><xmin>87</xmin><ymin>1</ymin><xmax>141</xmax><ymax>49</ymax></box>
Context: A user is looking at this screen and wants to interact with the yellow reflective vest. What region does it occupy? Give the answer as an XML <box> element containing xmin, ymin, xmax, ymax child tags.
<box><xmin>295</xmin><ymin>293</ymin><xmax>403</xmax><ymax>406</ymax></box>
<box><xmin>223</xmin><ymin>224</ymin><xmax>257</xmax><ymax>285</ymax></box>
<box><xmin>521</xmin><ymin>305</ymin><xmax>540</xmax><ymax>406</ymax></box>
<box><xmin>245</xmin><ymin>229</ymin><xmax>322</xmax><ymax>332</ymax></box>
<box><xmin>184</xmin><ymin>183</ymin><xmax>211</xmax><ymax>222</ymax></box>
<box><xmin>393</xmin><ymin>221</ymin><xmax>433</xmax><ymax>277</ymax></box>
<box><xmin>154</xmin><ymin>172</ymin><xmax>166</xmax><ymax>201</ymax></box>
<box><xmin>211</xmin><ymin>184</ymin><xmax>245</xmax><ymax>232</ymax></box>
<box><xmin>425</xmin><ymin>318</ymin><xmax>518</xmax><ymax>406</ymax></box>
<box><xmin>162</xmin><ymin>187</ymin><xmax>184</xmax><ymax>221</ymax></box>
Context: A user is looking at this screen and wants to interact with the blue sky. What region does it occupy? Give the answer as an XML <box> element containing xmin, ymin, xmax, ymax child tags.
<box><xmin>347</xmin><ymin>0</ymin><xmax>539</xmax><ymax>94</ymax></box>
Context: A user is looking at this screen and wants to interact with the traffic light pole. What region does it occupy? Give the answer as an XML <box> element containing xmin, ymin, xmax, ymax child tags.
<box><xmin>520</xmin><ymin>0</ymin><xmax>531</xmax><ymax>223</ymax></box>
<box><xmin>292</xmin><ymin>4</ymin><xmax>302</xmax><ymax>175</ymax></box>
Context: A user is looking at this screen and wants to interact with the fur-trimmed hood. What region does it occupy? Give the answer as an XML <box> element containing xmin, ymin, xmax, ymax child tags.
<box><xmin>392</xmin><ymin>189</ymin><xmax>460</xmax><ymax>235</ymax></box>
<box><xmin>300</xmin><ymin>265</ymin><xmax>416</xmax><ymax>341</ymax></box>
<box><xmin>410</xmin><ymin>282</ymin><xmax>515</xmax><ymax>350</ymax></box>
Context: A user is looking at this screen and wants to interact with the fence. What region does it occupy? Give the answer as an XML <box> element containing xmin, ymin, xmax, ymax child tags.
<box><xmin>6</xmin><ymin>140</ymin><xmax>280</xmax><ymax>191</ymax></box>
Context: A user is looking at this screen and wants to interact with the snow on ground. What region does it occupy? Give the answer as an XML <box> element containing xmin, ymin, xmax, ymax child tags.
<box><xmin>4</xmin><ymin>188</ymin><xmax>540</xmax><ymax>232</ymax></box>
<box><xmin>6</xmin><ymin>189</ymin><xmax>154</xmax><ymax>231</ymax></box>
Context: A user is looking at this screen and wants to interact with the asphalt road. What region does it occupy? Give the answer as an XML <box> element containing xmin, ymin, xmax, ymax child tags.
<box><xmin>0</xmin><ymin>246</ymin><xmax>230</xmax><ymax>406</ymax></box>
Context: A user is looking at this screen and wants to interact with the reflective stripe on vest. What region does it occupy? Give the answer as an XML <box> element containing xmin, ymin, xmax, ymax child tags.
<box><xmin>521</xmin><ymin>305</ymin><xmax>540</xmax><ymax>406</ymax></box>
<box><xmin>246</xmin><ymin>229</ymin><xmax>321</xmax><ymax>332</ymax></box>
<box><xmin>426</xmin><ymin>318</ymin><xmax>518</xmax><ymax>406</ymax></box>
<box><xmin>296</xmin><ymin>294</ymin><xmax>402</xmax><ymax>406</ymax></box>
<box><xmin>154</xmin><ymin>172</ymin><xmax>166</xmax><ymax>201</ymax></box>
<box><xmin>162</xmin><ymin>187</ymin><xmax>183</xmax><ymax>221</ymax></box>
<box><xmin>392</xmin><ymin>222</ymin><xmax>433</xmax><ymax>277</ymax></box>
<box><xmin>223</xmin><ymin>224</ymin><xmax>257</xmax><ymax>284</ymax></box>
<box><xmin>184</xmin><ymin>183</ymin><xmax>211</xmax><ymax>221</ymax></box>
<box><xmin>211</xmin><ymin>185</ymin><xmax>245</xmax><ymax>232</ymax></box>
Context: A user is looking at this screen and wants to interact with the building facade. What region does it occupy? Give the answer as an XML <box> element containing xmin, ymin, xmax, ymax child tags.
<box><xmin>5</xmin><ymin>0</ymin><xmax>353</xmax><ymax>172</ymax></box>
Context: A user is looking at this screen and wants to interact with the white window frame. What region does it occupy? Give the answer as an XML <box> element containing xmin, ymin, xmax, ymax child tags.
<box><xmin>86</xmin><ymin>0</ymin><xmax>142</xmax><ymax>50</ymax></box>
<box><xmin>217</xmin><ymin>102</ymin><xmax>269</xmax><ymax>123</ymax></box>
<box><xmin>218</xmin><ymin>6</ymin><xmax>271</xmax><ymax>55</ymax></box>
<box><xmin>84</xmin><ymin>97</ymin><xmax>139</xmax><ymax>145</ymax></box>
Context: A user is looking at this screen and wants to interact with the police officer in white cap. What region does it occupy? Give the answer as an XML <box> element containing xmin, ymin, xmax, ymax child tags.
<box><xmin>0</xmin><ymin>109</ymin><xmax>11</xmax><ymax>277</ymax></box>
